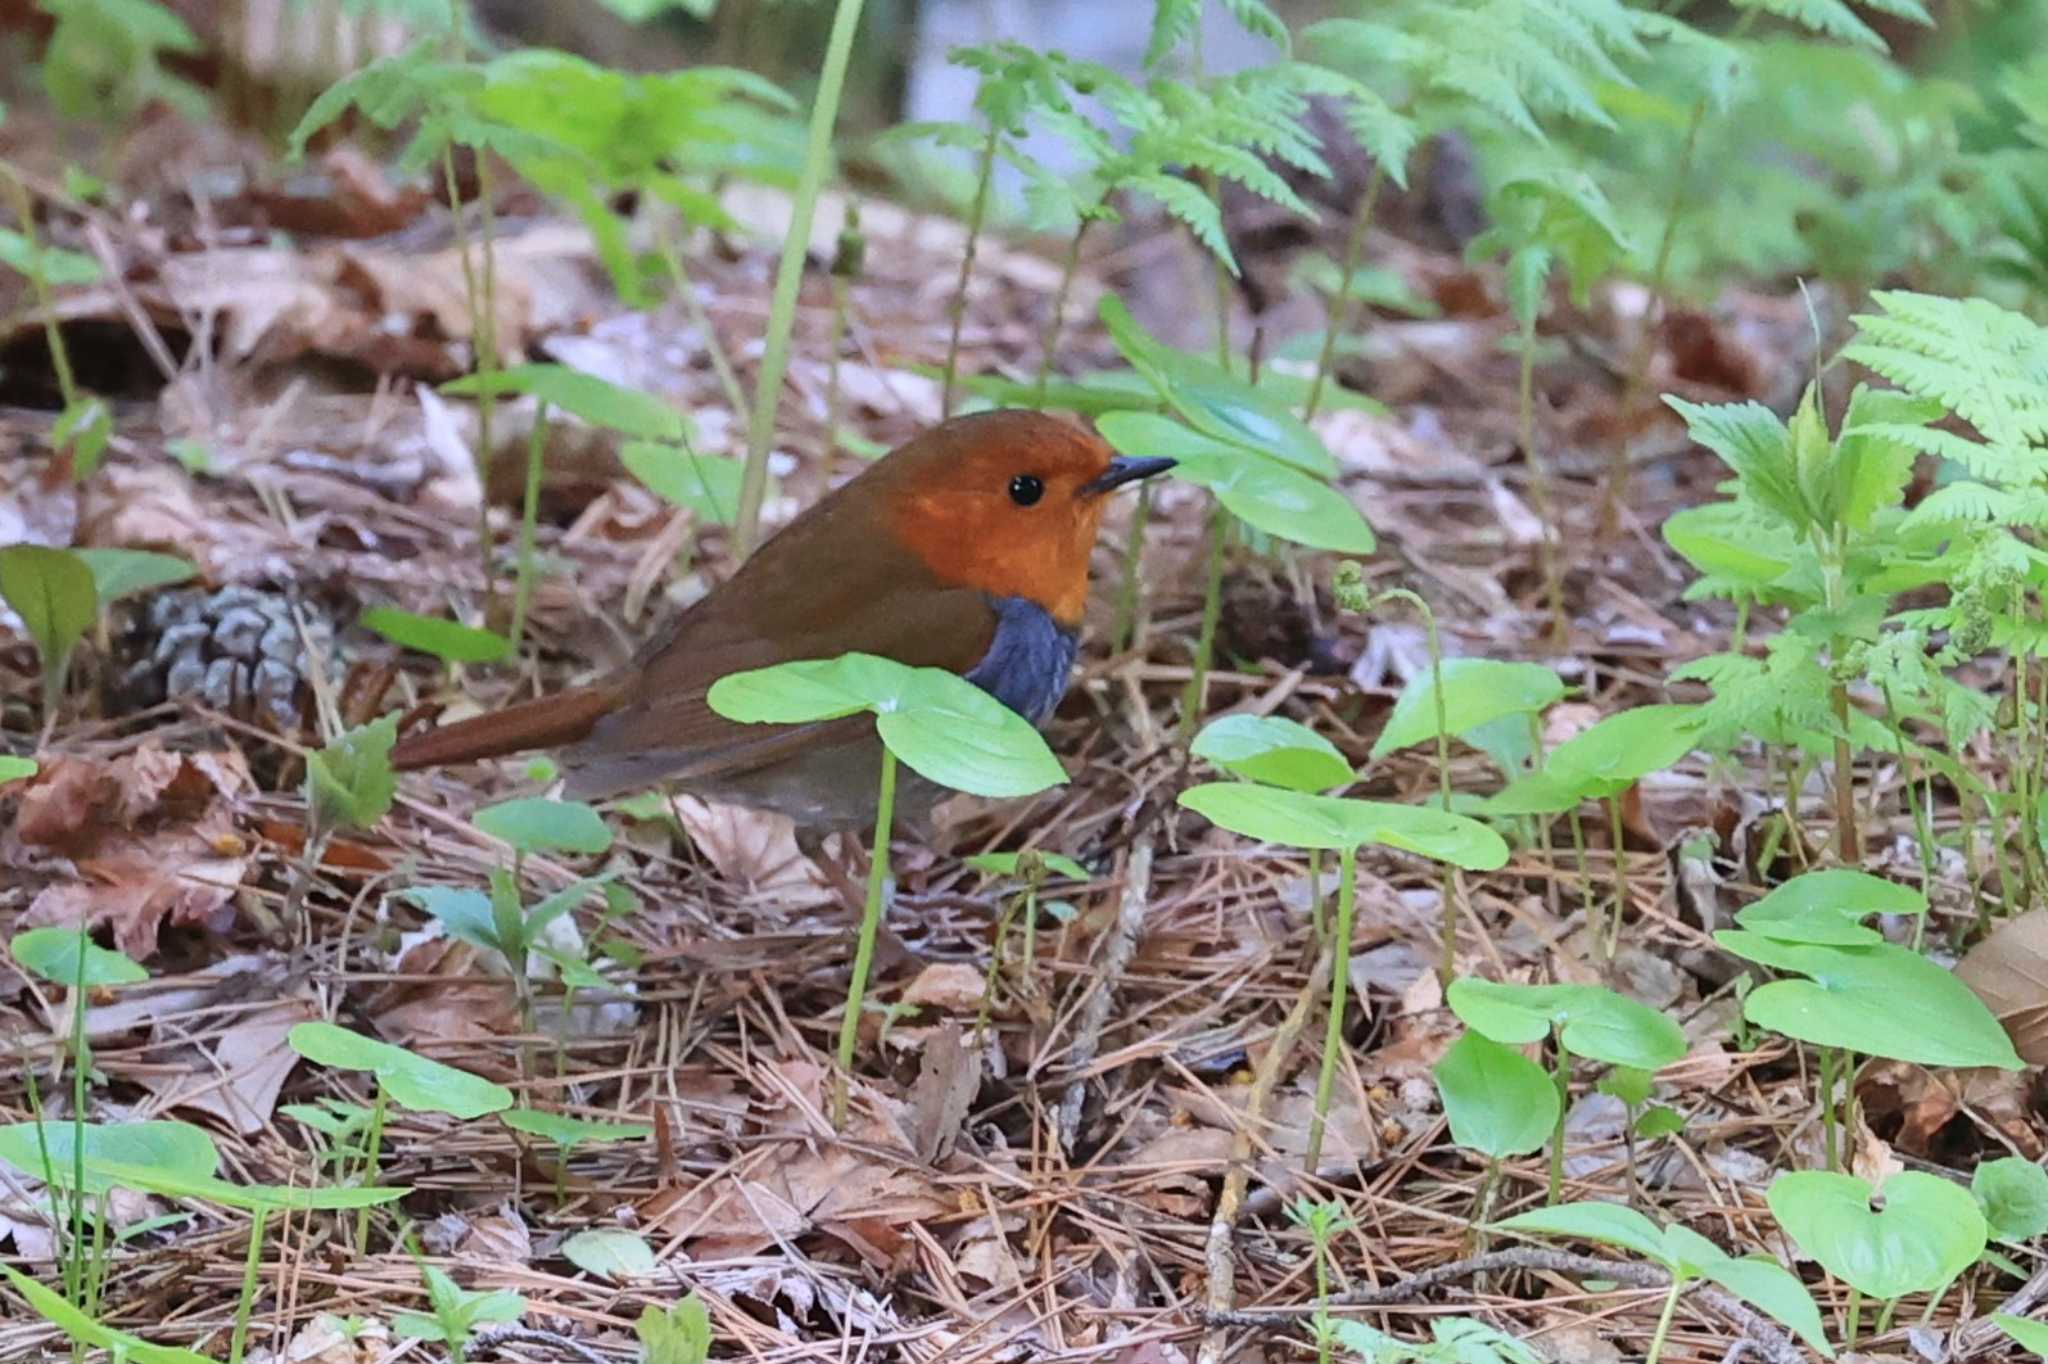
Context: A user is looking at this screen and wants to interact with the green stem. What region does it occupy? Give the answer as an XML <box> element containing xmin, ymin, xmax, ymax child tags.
<box><xmin>1844</xmin><ymin>1285</ymin><xmax>1862</xmax><ymax>1350</ymax></box>
<box><xmin>1021</xmin><ymin>880</ymin><xmax>1040</xmax><ymax>982</ymax></box>
<box><xmin>1312</xmin><ymin>1235</ymin><xmax>1332</xmax><ymax>1364</ymax></box>
<box><xmin>941</xmin><ymin>124</ymin><xmax>1001</xmax><ymax>420</ymax></box>
<box><xmin>507</xmin><ymin>399</ymin><xmax>549</xmax><ymax>654</ymax></box>
<box><xmin>68</xmin><ymin>930</ymin><xmax>88</xmax><ymax>1307</ymax></box>
<box><xmin>1180</xmin><ymin>500</ymin><xmax>1229</xmax><ymax>744</ymax></box>
<box><xmin>734</xmin><ymin>0</ymin><xmax>869</xmax><ymax>555</ymax></box>
<box><xmin>1</xmin><ymin>169</ymin><xmax>81</xmax><ymax>412</ymax></box>
<box><xmin>1307</xmin><ymin>848</ymin><xmax>1326</xmax><ymax>944</ymax></box>
<box><xmin>442</xmin><ymin>144</ymin><xmax>498</xmax><ymax>614</ymax></box>
<box><xmin>353</xmin><ymin>1085</ymin><xmax>388</xmax><ymax>1254</ymax></box>
<box><xmin>1033</xmin><ymin>217</ymin><xmax>1092</xmax><ymax>406</ymax></box>
<box><xmin>1606</xmin><ymin>795</ymin><xmax>1630</xmax><ymax>960</ymax></box>
<box><xmin>1569</xmin><ymin>807</ymin><xmax>1596</xmax><ymax>945</ymax></box>
<box><xmin>1643</xmin><ymin>1274</ymin><xmax>1684</xmax><ymax>1364</ymax></box>
<box><xmin>1304</xmin><ymin>165</ymin><xmax>1386</xmax><ymax>421</ymax></box>
<box><xmin>1819</xmin><ymin>1045</ymin><xmax>1838</xmax><ymax>1172</ymax></box>
<box><xmin>835</xmin><ymin>747</ymin><xmax>897</xmax><ymax>1128</ymax></box>
<box><xmin>1203</xmin><ymin>171</ymin><xmax>1232</xmax><ymax>367</ymax></box>
<box><xmin>1305</xmin><ymin>847</ymin><xmax>1358</xmax><ymax>1172</ymax></box>
<box><xmin>1112</xmin><ymin>489</ymin><xmax>1152</xmax><ymax>655</ymax></box>
<box><xmin>1548</xmin><ymin>1038</ymin><xmax>1569</xmax><ymax>1205</ymax></box>
<box><xmin>1518</xmin><ymin>304</ymin><xmax>1567</xmax><ymax>647</ymax></box>
<box><xmin>655</xmin><ymin>221</ymin><xmax>749</xmax><ymax>419</ymax></box>
<box><xmin>229</xmin><ymin>1210</ymin><xmax>267</xmax><ymax>1364</ymax></box>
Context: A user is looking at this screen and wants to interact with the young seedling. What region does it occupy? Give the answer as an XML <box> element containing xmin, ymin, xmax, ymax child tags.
<box><xmin>1283</xmin><ymin>1196</ymin><xmax>1353</xmax><ymax>1364</ymax></box>
<box><xmin>1190</xmin><ymin>713</ymin><xmax>1352</xmax><ymax>938</ymax></box>
<box><xmin>1973</xmin><ymin>1156</ymin><xmax>2048</xmax><ymax>1261</ymax></box>
<box><xmin>1768</xmin><ymin>1169</ymin><xmax>1987</xmax><ymax>1347</ymax></box>
<box><xmin>636</xmin><ymin>1292</ymin><xmax>713</xmax><ymax>1364</ymax></box>
<box><xmin>961</xmin><ymin>849</ymin><xmax>1089</xmax><ymax>1007</ymax></box>
<box><xmin>1179</xmin><ymin>781</ymin><xmax>1507</xmax><ymax>1169</ymax></box>
<box><xmin>1444</xmin><ymin>978</ymin><xmax>1685</xmax><ymax>1204</ymax></box>
<box><xmin>1326</xmin><ymin>1317</ymin><xmax>1541</xmax><ymax>1364</ymax></box>
<box><xmin>499</xmin><ymin>1107</ymin><xmax>651</xmax><ymax>1205</ymax></box>
<box><xmin>708</xmin><ymin>652</ymin><xmax>1066</xmax><ymax>1125</ymax></box>
<box><xmin>394</xmin><ymin>1252</ymin><xmax>526</xmax><ymax>1364</ymax></box>
<box><xmin>1432</xmin><ymin>1030</ymin><xmax>1559</xmax><ymax>1235</ymax></box>
<box><xmin>296</xmin><ymin>714</ymin><xmax>400</xmax><ymax>922</ymax></box>
<box><xmin>1594</xmin><ymin>1065</ymin><xmax>1684</xmax><ymax>1202</ymax></box>
<box><xmin>0</xmin><ymin>168</ymin><xmax>110</xmax><ymax>480</ymax></box>
<box><xmin>1493</xmin><ymin>1201</ymin><xmax>1833</xmax><ymax>1363</ymax></box>
<box><xmin>0</xmin><ymin>545</ymin><xmax>97</xmax><ymax>729</ymax></box>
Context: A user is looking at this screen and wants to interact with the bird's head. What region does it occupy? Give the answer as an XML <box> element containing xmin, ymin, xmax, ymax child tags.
<box><xmin>876</xmin><ymin>410</ymin><xmax>1174</xmax><ymax>628</ymax></box>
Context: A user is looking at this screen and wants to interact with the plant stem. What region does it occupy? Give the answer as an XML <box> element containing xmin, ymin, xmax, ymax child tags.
<box><xmin>1307</xmin><ymin>848</ymin><xmax>1326</xmax><ymax>944</ymax></box>
<box><xmin>1304</xmin><ymin>846</ymin><xmax>1358</xmax><ymax>1172</ymax></box>
<box><xmin>507</xmin><ymin>400</ymin><xmax>549</xmax><ymax>655</ymax></box>
<box><xmin>1</xmin><ymin>168</ymin><xmax>82</xmax><ymax>415</ymax></box>
<box><xmin>1374</xmin><ymin>589</ymin><xmax>1456</xmax><ymax>979</ymax></box>
<box><xmin>1831</xmin><ymin>681</ymin><xmax>1860</xmax><ymax>862</ymax></box>
<box><xmin>442</xmin><ymin>145</ymin><xmax>498</xmax><ymax>614</ymax></box>
<box><xmin>1606</xmin><ymin>794</ymin><xmax>1630</xmax><ymax>959</ymax></box>
<box><xmin>1033</xmin><ymin>217</ymin><xmax>1092</xmax><ymax>405</ymax></box>
<box><xmin>68</xmin><ymin>933</ymin><xmax>88</xmax><ymax>1307</ymax></box>
<box><xmin>1844</xmin><ymin>1285</ymin><xmax>1862</xmax><ymax>1350</ymax></box>
<box><xmin>1180</xmin><ymin>499</ymin><xmax>1229</xmax><ymax>744</ymax></box>
<box><xmin>1312</xmin><ymin>1231</ymin><xmax>1332</xmax><ymax>1364</ymax></box>
<box><xmin>835</xmin><ymin>747</ymin><xmax>897</xmax><ymax>1128</ymax></box>
<box><xmin>1305</xmin><ymin>165</ymin><xmax>1386</xmax><ymax>421</ymax></box>
<box><xmin>1517</xmin><ymin>303</ymin><xmax>1567</xmax><ymax>647</ymax></box>
<box><xmin>1644</xmin><ymin>1274</ymin><xmax>1684</xmax><ymax>1364</ymax></box>
<box><xmin>735</xmin><ymin>0</ymin><xmax>868</xmax><ymax>555</ymax></box>
<box><xmin>1819</xmin><ymin>1045</ymin><xmax>1838</xmax><ymax>1172</ymax></box>
<box><xmin>941</xmin><ymin>123</ymin><xmax>1001</xmax><ymax>419</ymax></box>
<box><xmin>1569</xmin><ymin>805</ymin><xmax>1596</xmax><ymax>941</ymax></box>
<box><xmin>1548</xmin><ymin>1037</ymin><xmax>1569</xmax><ymax>1205</ymax></box>
<box><xmin>353</xmin><ymin>1085</ymin><xmax>388</xmax><ymax>1254</ymax></box>
<box><xmin>229</xmin><ymin>1210</ymin><xmax>268</xmax><ymax>1364</ymax></box>
<box><xmin>654</xmin><ymin>220</ymin><xmax>749</xmax><ymax>419</ymax></box>
<box><xmin>1112</xmin><ymin>489</ymin><xmax>1152</xmax><ymax>654</ymax></box>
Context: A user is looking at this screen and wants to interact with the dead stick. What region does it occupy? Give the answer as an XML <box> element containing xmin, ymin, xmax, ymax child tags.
<box><xmin>1058</xmin><ymin>836</ymin><xmax>1153</xmax><ymax>1149</ymax></box>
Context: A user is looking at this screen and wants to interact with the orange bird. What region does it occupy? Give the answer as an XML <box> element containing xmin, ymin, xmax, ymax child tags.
<box><xmin>389</xmin><ymin>409</ymin><xmax>1172</xmax><ymax>837</ymax></box>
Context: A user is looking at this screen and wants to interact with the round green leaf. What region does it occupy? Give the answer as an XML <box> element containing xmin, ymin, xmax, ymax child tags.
<box><xmin>1445</xmin><ymin>979</ymin><xmax>1687</xmax><ymax>1070</ymax></box>
<box><xmin>1734</xmin><ymin>869</ymin><xmax>1927</xmax><ymax>946</ymax></box>
<box><xmin>72</xmin><ymin>549</ymin><xmax>196</xmax><ymax>606</ymax></box>
<box><xmin>1189</xmin><ymin>713</ymin><xmax>1352</xmax><ymax>792</ymax></box>
<box><xmin>10</xmin><ymin>928</ymin><xmax>147</xmax><ymax>987</ymax></box>
<box><xmin>1493</xmin><ymin>1201</ymin><xmax>1671</xmax><ymax>1268</ymax></box>
<box><xmin>473</xmin><ymin>798</ymin><xmax>614</xmax><ymax>856</ymax></box>
<box><xmin>1372</xmin><ymin>659</ymin><xmax>1567</xmax><ymax>761</ymax></box>
<box><xmin>0</xmin><ymin>1120</ymin><xmax>218</xmax><ymax>1195</ymax></box>
<box><xmin>1178</xmin><ymin>783</ymin><xmax>1508</xmax><ymax>868</ymax></box>
<box><xmin>1768</xmin><ymin>1170</ymin><xmax>1986</xmax><ymax>1301</ymax></box>
<box><xmin>706</xmin><ymin>657</ymin><xmax>874</xmax><ymax>725</ymax></box>
<box><xmin>562</xmin><ymin>1228</ymin><xmax>657</xmax><ymax>1280</ymax></box>
<box><xmin>288</xmin><ymin>1021</ymin><xmax>514</xmax><ymax>1118</ymax></box>
<box><xmin>1545</xmin><ymin>705</ymin><xmax>1705</xmax><ymax>796</ymax></box>
<box><xmin>500</xmin><ymin>1108</ymin><xmax>653</xmax><ymax>1149</ymax></box>
<box><xmin>359</xmin><ymin>608</ymin><xmax>510</xmax><ymax>664</ymax></box>
<box><xmin>1974</xmin><ymin>1156</ymin><xmax>2048</xmax><ymax>1245</ymax></box>
<box><xmin>443</xmin><ymin>364</ymin><xmax>686</xmax><ymax>441</ymax></box>
<box><xmin>1716</xmin><ymin>931</ymin><xmax>2024</xmax><ymax>1069</ymax></box>
<box><xmin>1433</xmin><ymin>1032</ymin><xmax>1558</xmax><ymax>1160</ymax></box>
<box><xmin>1176</xmin><ymin>445</ymin><xmax>1375</xmax><ymax>553</ymax></box>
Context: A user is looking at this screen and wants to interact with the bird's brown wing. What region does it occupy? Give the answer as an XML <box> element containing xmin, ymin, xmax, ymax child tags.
<box><xmin>560</xmin><ymin>492</ymin><xmax>1000</xmax><ymax>798</ymax></box>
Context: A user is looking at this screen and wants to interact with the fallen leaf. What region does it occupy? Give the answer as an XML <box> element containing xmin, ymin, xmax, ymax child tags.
<box><xmin>904</xmin><ymin>1022</ymin><xmax>980</xmax><ymax>1163</ymax></box>
<box><xmin>669</xmin><ymin>796</ymin><xmax>835</xmax><ymax>908</ymax></box>
<box><xmin>900</xmin><ymin>962</ymin><xmax>987</xmax><ymax>1015</ymax></box>
<box><xmin>1957</xmin><ymin>908</ymin><xmax>2048</xmax><ymax>1063</ymax></box>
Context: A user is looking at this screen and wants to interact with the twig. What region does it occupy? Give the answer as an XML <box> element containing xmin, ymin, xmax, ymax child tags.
<box><xmin>1196</xmin><ymin>944</ymin><xmax>1331</xmax><ymax>1364</ymax></box>
<box><xmin>1955</xmin><ymin>1260</ymin><xmax>2048</xmax><ymax>1355</ymax></box>
<box><xmin>1057</xmin><ymin>835</ymin><xmax>1154</xmax><ymax>1150</ymax></box>
<box><xmin>471</xmin><ymin>1324</ymin><xmax>614</xmax><ymax>1364</ymax></box>
<box><xmin>1203</xmin><ymin>1248</ymin><xmax>1806</xmax><ymax>1364</ymax></box>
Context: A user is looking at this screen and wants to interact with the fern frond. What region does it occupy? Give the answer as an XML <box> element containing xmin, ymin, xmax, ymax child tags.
<box><xmin>1128</xmin><ymin>173</ymin><xmax>1237</xmax><ymax>273</ymax></box>
<box><xmin>1899</xmin><ymin>481</ymin><xmax>2019</xmax><ymax>532</ymax></box>
<box><xmin>1145</xmin><ymin>0</ymin><xmax>1203</xmax><ymax>70</ymax></box>
<box><xmin>1665</xmin><ymin>397</ymin><xmax>1805</xmax><ymax>530</ymax></box>
<box><xmin>1222</xmin><ymin>0</ymin><xmax>1291</xmax><ymax>52</ymax></box>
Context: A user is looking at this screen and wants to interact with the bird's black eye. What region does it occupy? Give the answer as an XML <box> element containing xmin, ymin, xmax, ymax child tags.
<box><xmin>1008</xmin><ymin>474</ymin><xmax>1045</xmax><ymax>507</ymax></box>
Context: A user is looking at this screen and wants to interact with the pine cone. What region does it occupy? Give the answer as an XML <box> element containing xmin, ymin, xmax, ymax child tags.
<box><xmin>117</xmin><ymin>586</ymin><xmax>335</xmax><ymax>730</ymax></box>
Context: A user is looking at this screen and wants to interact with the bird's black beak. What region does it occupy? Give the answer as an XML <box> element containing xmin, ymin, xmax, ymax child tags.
<box><xmin>1082</xmin><ymin>456</ymin><xmax>1176</xmax><ymax>496</ymax></box>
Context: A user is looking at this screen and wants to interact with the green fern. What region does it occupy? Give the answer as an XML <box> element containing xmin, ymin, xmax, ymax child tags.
<box><xmin>1735</xmin><ymin>0</ymin><xmax>1931</xmax><ymax>52</ymax></box>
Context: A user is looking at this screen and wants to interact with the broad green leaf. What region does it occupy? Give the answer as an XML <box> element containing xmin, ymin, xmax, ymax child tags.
<box><xmin>1734</xmin><ymin>870</ymin><xmax>1927</xmax><ymax>946</ymax></box>
<box><xmin>1372</xmin><ymin>659</ymin><xmax>1567</xmax><ymax>760</ymax></box>
<box><xmin>620</xmin><ymin>442</ymin><xmax>746</xmax><ymax>524</ymax></box>
<box><xmin>473</xmin><ymin>798</ymin><xmax>614</xmax><ymax>856</ymax></box>
<box><xmin>1716</xmin><ymin>931</ymin><xmax>2023</xmax><ymax>1070</ymax></box>
<box><xmin>443</xmin><ymin>364</ymin><xmax>687</xmax><ymax>441</ymax></box>
<box><xmin>401</xmin><ymin>887</ymin><xmax>503</xmax><ymax>954</ymax></box>
<box><xmin>287</xmin><ymin>1021</ymin><xmax>514</xmax><ymax>1118</ymax></box>
<box><xmin>34</xmin><ymin>1156</ymin><xmax>404</xmax><ymax>1211</ymax></box>
<box><xmin>1190</xmin><ymin>713</ymin><xmax>1352</xmax><ymax>792</ymax></box>
<box><xmin>0</xmin><ymin>544</ymin><xmax>96</xmax><ymax>695</ymax></box>
<box><xmin>0</xmin><ymin>1266</ymin><xmax>211</xmax><ymax>1364</ymax></box>
<box><xmin>0</xmin><ymin>756</ymin><xmax>35</xmax><ymax>784</ymax></box>
<box><xmin>10</xmin><ymin>928</ymin><xmax>147</xmax><ymax>987</ymax></box>
<box><xmin>1445</xmin><ymin>979</ymin><xmax>1687</xmax><ymax>1070</ymax></box>
<box><xmin>1974</xmin><ymin>1156</ymin><xmax>2048</xmax><ymax>1245</ymax></box>
<box><xmin>0</xmin><ymin>1120</ymin><xmax>218</xmax><ymax>1195</ymax></box>
<box><xmin>500</xmin><ymin>1108</ymin><xmax>652</xmax><ymax>1148</ymax></box>
<box><xmin>306</xmin><ymin>714</ymin><xmax>399</xmax><ymax>834</ymax></box>
<box><xmin>72</xmin><ymin>548</ymin><xmax>196</xmax><ymax>605</ymax></box>
<box><xmin>359</xmin><ymin>607</ymin><xmax>509</xmax><ymax>664</ymax></box>
<box><xmin>1665</xmin><ymin>396</ymin><xmax>1805</xmax><ymax>530</ymax></box>
<box><xmin>1433</xmin><ymin>1032</ymin><xmax>1557</xmax><ymax>1159</ymax></box>
<box><xmin>1661</xmin><ymin>503</ymin><xmax>1800</xmax><ymax>586</ymax></box>
<box><xmin>1597</xmin><ymin>1065</ymin><xmax>1653</xmax><ymax>1108</ymax></box>
<box><xmin>962</xmin><ymin>851</ymin><xmax>1092</xmax><ymax>881</ymax></box>
<box><xmin>562</xmin><ymin>1228</ymin><xmax>657</xmax><ymax>1279</ymax></box>
<box><xmin>1768</xmin><ymin>1170</ymin><xmax>1985</xmax><ymax>1301</ymax></box>
<box><xmin>1493</xmin><ymin>1201</ymin><xmax>1672</xmax><ymax>1268</ymax></box>
<box><xmin>0</xmin><ymin>229</ymin><xmax>102</xmax><ymax>286</ymax></box>
<box><xmin>1479</xmin><ymin>770</ymin><xmax>1583</xmax><ymax>816</ymax></box>
<box><xmin>1698</xmin><ymin>1255</ymin><xmax>1835</xmax><ymax>1357</ymax></box>
<box><xmin>1996</xmin><ymin>1314</ymin><xmax>2048</xmax><ymax>1354</ymax></box>
<box><xmin>1178</xmin><ymin>783</ymin><xmax>1509</xmax><ymax>869</ymax></box>
<box><xmin>637</xmin><ymin>1295</ymin><xmax>713</xmax><ymax>1364</ymax></box>
<box><xmin>1545</xmin><ymin>704</ymin><xmax>1705</xmax><ymax>797</ymax></box>
<box><xmin>1637</xmin><ymin>1105</ymin><xmax>1686</xmax><ymax>1139</ymax></box>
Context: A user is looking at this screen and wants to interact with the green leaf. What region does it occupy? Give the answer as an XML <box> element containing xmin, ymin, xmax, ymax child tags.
<box><xmin>0</xmin><ymin>544</ymin><xmax>96</xmax><ymax>699</ymax></box>
<box><xmin>0</xmin><ymin>229</ymin><xmax>102</xmax><ymax>286</ymax></box>
<box><xmin>637</xmin><ymin>1295</ymin><xmax>713</xmax><ymax>1364</ymax></box>
<box><xmin>306</xmin><ymin>714</ymin><xmax>400</xmax><ymax>835</ymax></box>
<box><xmin>1664</xmin><ymin>397</ymin><xmax>1806</xmax><ymax>531</ymax></box>
<box><xmin>1479</xmin><ymin>770</ymin><xmax>1584</xmax><ymax>816</ymax></box>
<box><xmin>0</xmin><ymin>1266</ymin><xmax>211</xmax><ymax>1364</ymax></box>
<box><xmin>0</xmin><ymin>1120</ymin><xmax>218</xmax><ymax>1195</ymax></box>
<box><xmin>1661</xmin><ymin>504</ymin><xmax>1800</xmax><ymax>587</ymax></box>
<box><xmin>0</xmin><ymin>756</ymin><xmax>35</xmax><ymax>784</ymax></box>
<box><xmin>1596</xmin><ymin>1065</ymin><xmax>1653</xmax><ymax>1108</ymax></box>
<box><xmin>72</xmin><ymin>548</ymin><xmax>195</xmax><ymax>606</ymax></box>
<box><xmin>1716</xmin><ymin>931</ymin><xmax>2024</xmax><ymax>1070</ymax></box>
<box><xmin>562</xmin><ymin>1228</ymin><xmax>657</xmax><ymax>1280</ymax></box>
<box><xmin>1697</xmin><ymin>1255</ymin><xmax>1835</xmax><ymax>1357</ymax></box>
<box><xmin>1544</xmin><ymin>704</ymin><xmax>1705</xmax><ymax>797</ymax></box>
<box><xmin>443</xmin><ymin>364</ymin><xmax>688</xmax><ymax>441</ymax></box>
<box><xmin>962</xmin><ymin>851</ymin><xmax>1092</xmax><ymax>882</ymax></box>
<box><xmin>359</xmin><ymin>607</ymin><xmax>509</xmax><ymax>664</ymax></box>
<box><xmin>1190</xmin><ymin>714</ymin><xmax>1352</xmax><ymax>792</ymax></box>
<box><xmin>1996</xmin><ymin>1314</ymin><xmax>2048</xmax><ymax>1354</ymax></box>
<box><xmin>1433</xmin><ymin>1032</ymin><xmax>1558</xmax><ymax>1160</ymax></box>
<box><xmin>619</xmin><ymin>442</ymin><xmax>746</xmax><ymax>525</ymax></box>
<box><xmin>10</xmin><ymin>928</ymin><xmax>147</xmax><ymax>987</ymax></box>
<box><xmin>708</xmin><ymin>654</ymin><xmax>1067</xmax><ymax>800</ymax></box>
<box><xmin>1445</xmin><ymin>979</ymin><xmax>1687</xmax><ymax>1070</ymax></box>
<box><xmin>401</xmin><ymin>887</ymin><xmax>503</xmax><ymax>954</ymax></box>
<box><xmin>473</xmin><ymin>797</ymin><xmax>614</xmax><ymax>856</ymax></box>
<box><xmin>1494</xmin><ymin>1202</ymin><xmax>1674</xmax><ymax>1269</ymax></box>
<box><xmin>32</xmin><ymin>1156</ymin><xmax>403</xmax><ymax>1211</ymax></box>
<box><xmin>1734</xmin><ymin>870</ymin><xmax>1927</xmax><ymax>946</ymax></box>
<box><xmin>1372</xmin><ymin>660</ymin><xmax>1567</xmax><ymax>761</ymax></box>
<box><xmin>287</xmin><ymin>1021</ymin><xmax>514</xmax><ymax>1118</ymax></box>
<box><xmin>1768</xmin><ymin>1170</ymin><xmax>1986</xmax><ymax>1301</ymax></box>
<box><xmin>1177</xmin><ymin>784</ymin><xmax>1509</xmax><ymax>868</ymax></box>
<box><xmin>500</xmin><ymin>1108</ymin><xmax>653</xmax><ymax>1150</ymax></box>
<box><xmin>1974</xmin><ymin>1156</ymin><xmax>2048</xmax><ymax>1245</ymax></box>
<box><xmin>1636</xmin><ymin>1106</ymin><xmax>1686</xmax><ymax>1139</ymax></box>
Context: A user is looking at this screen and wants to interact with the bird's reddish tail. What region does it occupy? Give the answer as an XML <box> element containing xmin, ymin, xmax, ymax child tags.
<box><xmin>390</xmin><ymin>683</ymin><xmax>623</xmax><ymax>771</ymax></box>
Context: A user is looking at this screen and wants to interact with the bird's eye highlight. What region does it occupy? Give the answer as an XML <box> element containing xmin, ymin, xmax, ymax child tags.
<box><xmin>1008</xmin><ymin>474</ymin><xmax>1045</xmax><ymax>507</ymax></box>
